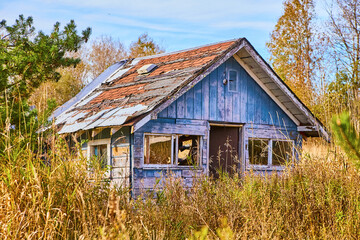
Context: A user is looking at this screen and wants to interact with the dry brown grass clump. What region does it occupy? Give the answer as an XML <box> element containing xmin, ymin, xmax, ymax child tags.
<box><xmin>1</xmin><ymin>133</ymin><xmax>360</xmax><ymax>239</ymax></box>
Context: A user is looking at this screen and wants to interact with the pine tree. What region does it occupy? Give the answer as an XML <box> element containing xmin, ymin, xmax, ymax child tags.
<box><xmin>331</xmin><ymin>112</ymin><xmax>360</xmax><ymax>168</ymax></box>
<box><xmin>0</xmin><ymin>15</ymin><xmax>91</xmax><ymax>129</ymax></box>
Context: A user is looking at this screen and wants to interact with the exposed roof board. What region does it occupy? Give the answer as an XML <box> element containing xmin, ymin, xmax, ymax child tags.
<box><xmin>55</xmin><ymin>39</ymin><xmax>238</xmax><ymax>134</ymax></box>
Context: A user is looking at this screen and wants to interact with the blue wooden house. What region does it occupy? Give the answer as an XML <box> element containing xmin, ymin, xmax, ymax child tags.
<box><xmin>53</xmin><ymin>38</ymin><xmax>329</xmax><ymax>195</ymax></box>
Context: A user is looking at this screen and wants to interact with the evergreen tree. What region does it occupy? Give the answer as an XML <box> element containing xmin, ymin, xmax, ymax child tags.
<box><xmin>0</xmin><ymin>15</ymin><xmax>91</xmax><ymax>129</ymax></box>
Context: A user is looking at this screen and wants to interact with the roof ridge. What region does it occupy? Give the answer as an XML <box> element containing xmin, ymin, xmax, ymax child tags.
<box><xmin>132</xmin><ymin>38</ymin><xmax>241</xmax><ymax>61</ymax></box>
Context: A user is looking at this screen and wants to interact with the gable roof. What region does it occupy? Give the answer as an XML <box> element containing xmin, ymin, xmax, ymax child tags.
<box><xmin>54</xmin><ymin>38</ymin><xmax>329</xmax><ymax>141</ymax></box>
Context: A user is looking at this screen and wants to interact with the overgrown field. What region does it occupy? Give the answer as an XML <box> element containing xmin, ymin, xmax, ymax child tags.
<box><xmin>1</xmin><ymin>131</ymin><xmax>360</xmax><ymax>239</ymax></box>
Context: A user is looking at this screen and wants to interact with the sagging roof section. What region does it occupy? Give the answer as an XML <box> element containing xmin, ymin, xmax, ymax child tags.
<box><xmin>54</xmin><ymin>38</ymin><xmax>329</xmax><ymax>141</ymax></box>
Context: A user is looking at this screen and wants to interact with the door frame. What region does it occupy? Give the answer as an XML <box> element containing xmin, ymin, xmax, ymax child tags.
<box><xmin>208</xmin><ymin>122</ymin><xmax>245</xmax><ymax>176</ymax></box>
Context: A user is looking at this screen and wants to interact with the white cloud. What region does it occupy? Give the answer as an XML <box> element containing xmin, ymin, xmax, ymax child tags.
<box><xmin>0</xmin><ymin>0</ymin><xmax>285</xmax><ymax>57</ymax></box>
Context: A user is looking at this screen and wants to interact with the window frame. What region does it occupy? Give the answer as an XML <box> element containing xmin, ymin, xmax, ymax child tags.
<box><xmin>271</xmin><ymin>139</ymin><xmax>295</xmax><ymax>166</ymax></box>
<box><xmin>87</xmin><ymin>138</ymin><xmax>111</xmax><ymax>168</ymax></box>
<box><xmin>143</xmin><ymin>133</ymin><xmax>175</xmax><ymax>167</ymax></box>
<box><xmin>227</xmin><ymin>69</ymin><xmax>239</xmax><ymax>92</ymax></box>
<box><xmin>143</xmin><ymin>133</ymin><xmax>202</xmax><ymax>168</ymax></box>
<box><xmin>247</xmin><ymin>138</ymin><xmax>294</xmax><ymax>170</ymax></box>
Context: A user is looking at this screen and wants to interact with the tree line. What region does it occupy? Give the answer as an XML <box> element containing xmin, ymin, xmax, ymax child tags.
<box><xmin>2</xmin><ymin>0</ymin><xmax>360</xmax><ymax>135</ymax></box>
<box><xmin>267</xmin><ymin>0</ymin><xmax>360</xmax><ymax>129</ymax></box>
<box><xmin>0</xmin><ymin>15</ymin><xmax>163</xmax><ymax>133</ymax></box>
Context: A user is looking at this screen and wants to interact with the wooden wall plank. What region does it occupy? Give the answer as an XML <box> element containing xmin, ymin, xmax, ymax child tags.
<box><xmin>239</xmin><ymin>64</ymin><xmax>247</xmax><ymax>122</ymax></box>
<box><xmin>247</xmin><ymin>77</ymin><xmax>255</xmax><ymax>123</ymax></box>
<box><xmin>254</xmin><ymin>84</ymin><xmax>262</xmax><ymax>124</ymax></box>
<box><xmin>185</xmin><ymin>88</ymin><xmax>194</xmax><ymax>119</ymax></box>
<box><xmin>202</xmin><ymin>76</ymin><xmax>210</xmax><ymax>119</ymax></box>
<box><xmin>177</xmin><ymin>94</ymin><xmax>185</xmax><ymax>118</ymax></box>
<box><xmin>167</xmin><ymin>102</ymin><xmax>177</xmax><ymax>118</ymax></box>
<box><xmin>217</xmin><ymin>63</ymin><xmax>225</xmax><ymax>121</ymax></box>
<box><xmin>224</xmin><ymin>60</ymin><xmax>232</xmax><ymax>122</ymax></box>
<box><xmin>231</xmin><ymin>57</ymin><xmax>240</xmax><ymax>123</ymax></box>
<box><xmin>209</xmin><ymin>69</ymin><xmax>218</xmax><ymax>120</ymax></box>
<box><xmin>158</xmin><ymin>108</ymin><xmax>168</xmax><ymax>118</ymax></box>
<box><xmin>194</xmin><ymin>82</ymin><xmax>202</xmax><ymax>119</ymax></box>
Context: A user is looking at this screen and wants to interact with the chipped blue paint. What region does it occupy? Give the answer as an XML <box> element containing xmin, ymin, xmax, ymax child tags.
<box><xmin>158</xmin><ymin>57</ymin><xmax>297</xmax><ymax>129</ymax></box>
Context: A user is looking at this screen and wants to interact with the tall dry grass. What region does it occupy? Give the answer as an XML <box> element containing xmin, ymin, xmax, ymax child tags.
<box><xmin>1</xmin><ymin>128</ymin><xmax>360</xmax><ymax>239</ymax></box>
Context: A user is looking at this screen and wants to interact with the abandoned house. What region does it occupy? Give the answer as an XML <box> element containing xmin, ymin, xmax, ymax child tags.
<box><xmin>52</xmin><ymin>38</ymin><xmax>329</xmax><ymax>195</ymax></box>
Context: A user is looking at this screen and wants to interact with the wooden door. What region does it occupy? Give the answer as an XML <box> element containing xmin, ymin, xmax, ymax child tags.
<box><xmin>209</xmin><ymin>126</ymin><xmax>240</xmax><ymax>178</ymax></box>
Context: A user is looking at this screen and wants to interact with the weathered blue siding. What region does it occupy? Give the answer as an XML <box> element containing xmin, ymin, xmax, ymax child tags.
<box><xmin>158</xmin><ymin>57</ymin><xmax>296</xmax><ymax>129</ymax></box>
<box><xmin>131</xmin><ymin>118</ymin><xmax>209</xmax><ymax>196</ymax></box>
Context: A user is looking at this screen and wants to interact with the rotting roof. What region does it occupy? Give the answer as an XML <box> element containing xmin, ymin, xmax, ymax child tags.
<box><xmin>55</xmin><ymin>39</ymin><xmax>238</xmax><ymax>134</ymax></box>
<box><xmin>53</xmin><ymin>38</ymin><xmax>329</xmax><ymax>141</ymax></box>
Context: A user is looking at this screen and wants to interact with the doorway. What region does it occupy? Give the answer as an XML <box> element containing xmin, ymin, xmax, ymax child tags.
<box><xmin>209</xmin><ymin>125</ymin><xmax>241</xmax><ymax>178</ymax></box>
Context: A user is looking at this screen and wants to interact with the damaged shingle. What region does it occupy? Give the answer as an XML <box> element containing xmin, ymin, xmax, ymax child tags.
<box><xmin>54</xmin><ymin>39</ymin><xmax>239</xmax><ymax>133</ymax></box>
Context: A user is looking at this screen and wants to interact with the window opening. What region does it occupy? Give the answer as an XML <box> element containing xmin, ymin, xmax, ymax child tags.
<box><xmin>249</xmin><ymin>138</ymin><xmax>269</xmax><ymax>165</ymax></box>
<box><xmin>177</xmin><ymin>135</ymin><xmax>199</xmax><ymax>166</ymax></box>
<box><xmin>272</xmin><ymin>140</ymin><xmax>293</xmax><ymax>166</ymax></box>
<box><xmin>90</xmin><ymin>144</ymin><xmax>108</xmax><ymax>168</ymax></box>
<box><xmin>248</xmin><ymin>138</ymin><xmax>294</xmax><ymax>167</ymax></box>
<box><xmin>144</xmin><ymin>135</ymin><xmax>172</xmax><ymax>165</ymax></box>
<box><xmin>144</xmin><ymin>134</ymin><xmax>201</xmax><ymax>167</ymax></box>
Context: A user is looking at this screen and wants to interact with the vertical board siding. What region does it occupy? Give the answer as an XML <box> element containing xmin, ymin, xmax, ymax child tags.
<box><xmin>194</xmin><ymin>83</ymin><xmax>202</xmax><ymax>119</ymax></box>
<box><xmin>201</xmin><ymin>76</ymin><xmax>210</xmax><ymax>119</ymax></box>
<box><xmin>185</xmin><ymin>88</ymin><xmax>194</xmax><ymax>119</ymax></box>
<box><xmin>239</xmin><ymin>65</ymin><xmax>247</xmax><ymax>123</ymax></box>
<box><xmin>158</xmin><ymin>57</ymin><xmax>296</xmax><ymax>129</ymax></box>
<box><xmin>177</xmin><ymin>95</ymin><xmax>185</xmax><ymax>118</ymax></box>
<box><xmin>217</xmin><ymin>63</ymin><xmax>225</xmax><ymax>122</ymax></box>
<box><xmin>111</xmin><ymin>127</ymin><xmax>131</xmax><ymax>187</ymax></box>
<box><xmin>209</xmin><ymin>69</ymin><xmax>218</xmax><ymax>120</ymax></box>
<box><xmin>132</xmin><ymin>119</ymin><xmax>209</xmax><ymax>195</ymax></box>
<box><xmin>167</xmin><ymin>101</ymin><xmax>177</xmax><ymax>118</ymax></box>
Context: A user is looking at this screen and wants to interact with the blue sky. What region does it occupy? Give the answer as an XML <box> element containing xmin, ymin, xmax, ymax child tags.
<box><xmin>0</xmin><ymin>0</ymin><xmax>289</xmax><ymax>60</ymax></box>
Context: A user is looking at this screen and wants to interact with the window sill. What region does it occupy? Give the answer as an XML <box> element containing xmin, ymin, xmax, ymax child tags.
<box><xmin>246</xmin><ymin>165</ymin><xmax>286</xmax><ymax>171</ymax></box>
<box><xmin>141</xmin><ymin>166</ymin><xmax>202</xmax><ymax>171</ymax></box>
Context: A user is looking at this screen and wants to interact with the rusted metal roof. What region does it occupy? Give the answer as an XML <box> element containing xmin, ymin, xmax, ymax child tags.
<box><xmin>55</xmin><ymin>39</ymin><xmax>238</xmax><ymax>134</ymax></box>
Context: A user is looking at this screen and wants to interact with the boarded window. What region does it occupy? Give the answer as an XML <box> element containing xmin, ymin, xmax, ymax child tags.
<box><xmin>144</xmin><ymin>135</ymin><xmax>172</xmax><ymax>165</ymax></box>
<box><xmin>228</xmin><ymin>70</ymin><xmax>237</xmax><ymax>91</ymax></box>
<box><xmin>177</xmin><ymin>135</ymin><xmax>199</xmax><ymax>166</ymax></box>
<box><xmin>249</xmin><ymin>138</ymin><xmax>268</xmax><ymax>165</ymax></box>
<box><xmin>272</xmin><ymin>140</ymin><xmax>293</xmax><ymax>166</ymax></box>
<box><xmin>91</xmin><ymin>144</ymin><xmax>108</xmax><ymax>168</ymax></box>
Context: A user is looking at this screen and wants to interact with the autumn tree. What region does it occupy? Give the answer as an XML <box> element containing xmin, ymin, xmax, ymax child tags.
<box><xmin>129</xmin><ymin>33</ymin><xmax>164</xmax><ymax>58</ymax></box>
<box><xmin>267</xmin><ymin>0</ymin><xmax>317</xmax><ymax>109</ymax></box>
<box><xmin>327</xmin><ymin>0</ymin><xmax>360</xmax><ymax>124</ymax></box>
<box><xmin>87</xmin><ymin>35</ymin><xmax>127</xmax><ymax>79</ymax></box>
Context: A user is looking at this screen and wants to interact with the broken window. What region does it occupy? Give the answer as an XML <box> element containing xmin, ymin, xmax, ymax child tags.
<box><xmin>144</xmin><ymin>134</ymin><xmax>201</xmax><ymax>167</ymax></box>
<box><xmin>144</xmin><ymin>135</ymin><xmax>172</xmax><ymax>165</ymax></box>
<box><xmin>228</xmin><ymin>70</ymin><xmax>238</xmax><ymax>92</ymax></box>
<box><xmin>249</xmin><ymin>138</ymin><xmax>269</xmax><ymax>165</ymax></box>
<box><xmin>272</xmin><ymin>140</ymin><xmax>293</xmax><ymax>166</ymax></box>
<box><xmin>177</xmin><ymin>135</ymin><xmax>200</xmax><ymax>166</ymax></box>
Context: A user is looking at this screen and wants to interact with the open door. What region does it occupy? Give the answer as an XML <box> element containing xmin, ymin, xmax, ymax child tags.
<box><xmin>209</xmin><ymin>125</ymin><xmax>241</xmax><ymax>178</ymax></box>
